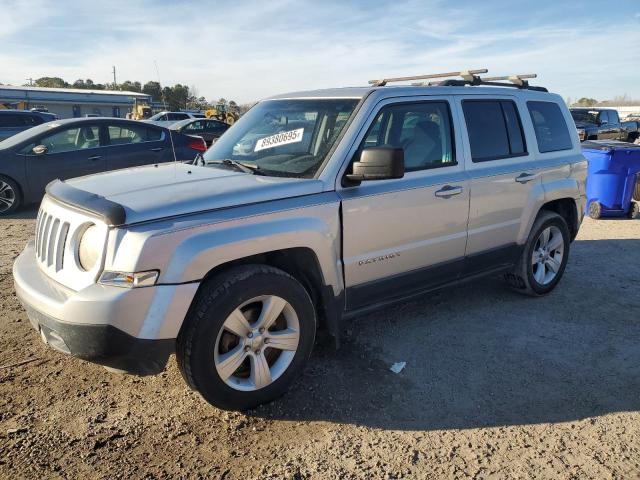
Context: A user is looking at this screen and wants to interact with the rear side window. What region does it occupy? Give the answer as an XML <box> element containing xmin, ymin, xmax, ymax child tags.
<box><xmin>527</xmin><ymin>101</ymin><xmax>573</xmax><ymax>153</ymax></box>
<box><xmin>462</xmin><ymin>100</ymin><xmax>527</xmax><ymax>162</ymax></box>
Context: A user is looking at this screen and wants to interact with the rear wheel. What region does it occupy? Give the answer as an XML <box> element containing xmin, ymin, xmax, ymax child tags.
<box><xmin>628</xmin><ymin>202</ymin><xmax>639</xmax><ymax>219</ymax></box>
<box><xmin>505</xmin><ymin>211</ymin><xmax>570</xmax><ymax>296</ymax></box>
<box><xmin>176</xmin><ymin>265</ymin><xmax>316</xmax><ymax>411</ymax></box>
<box><xmin>633</xmin><ymin>177</ymin><xmax>640</xmax><ymax>201</ymax></box>
<box><xmin>0</xmin><ymin>176</ymin><xmax>21</xmax><ymax>216</ymax></box>
<box><xmin>588</xmin><ymin>201</ymin><xmax>602</xmax><ymax>219</ymax></box>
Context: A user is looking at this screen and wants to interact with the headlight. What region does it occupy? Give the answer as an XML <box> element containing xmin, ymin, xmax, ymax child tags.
<box><xmin>99</xmin><ymin>270</ymin><xmax>159</xmax><ymax>288</ymax></box>
<box><xmin>78</xmin><ymin>224</ymin><xmax>101</xmax><ymax>271</ymax></box>
<box><xmin>577</xmin><ymin>128</ymin><xmax>586</xmax><ymax>141</ymax></box>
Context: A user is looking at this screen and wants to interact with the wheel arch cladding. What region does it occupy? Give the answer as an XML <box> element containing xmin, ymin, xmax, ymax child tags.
<box><xmin>540</xmin><ymin>198</ymin><xmax>578</xmax><ymax>240</ymax></box>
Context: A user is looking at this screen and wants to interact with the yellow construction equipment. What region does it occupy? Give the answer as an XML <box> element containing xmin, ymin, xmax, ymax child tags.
<box><xmin>205</xmin><ymin>103</ymin><xmax>239</xmax><ymax>125</ymax></box>
<box><xmin>128</xmin><ymin>98</ymin><xmax>153</xmax><ymax>120</ymax></box>
<box><xmin>0</xmin><ymin>101</ymin><xmax>28</xmax><ymax>110</ymax></box>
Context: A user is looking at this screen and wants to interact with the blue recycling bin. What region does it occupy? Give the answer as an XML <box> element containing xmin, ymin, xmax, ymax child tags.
<box><xmin>582</xmin><ymin>141</ymin><xmax>640</xmax><ymax>219</ymax></box>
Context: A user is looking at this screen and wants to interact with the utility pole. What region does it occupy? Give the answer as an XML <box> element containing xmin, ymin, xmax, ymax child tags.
<box><xmin>112</xmin><ymin>66</ymin><xmax>117</xmax><ymax>90</ymax></box>
<box><xmin>26</xmin><ymin>78</ymin><xmax>33</xmax><ymax>86</ymax></box>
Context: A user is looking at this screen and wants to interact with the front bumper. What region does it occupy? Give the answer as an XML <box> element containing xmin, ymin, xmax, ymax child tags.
<box><xmin>13</xmin><ymin>241</ymin><xmax>199</xmax><ymax>375</ymax></box>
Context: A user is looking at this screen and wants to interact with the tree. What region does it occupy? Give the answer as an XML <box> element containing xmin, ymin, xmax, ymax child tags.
<box><xmin>34</xmin><ymin>77</ymin><xmax>68</xmax><ymax>88</ymax></box>
<box><xmin>142</xmin><ymin>81</ymin><xmax>162</xmax><ymax>102</ymax></box>
<box><xmin>573</xmin><ymin>97</ymin><xmax>598</xmax><ymax>107</ymax></box>
<box><xmin>120</xmin><ymin>80</ymin><xmax>142</xmax><ymax>93</ymax></box>
<box><xmin>217</xmin><ymin>98</ymin><xmax>227</xmax><ymax>106</ymax></box>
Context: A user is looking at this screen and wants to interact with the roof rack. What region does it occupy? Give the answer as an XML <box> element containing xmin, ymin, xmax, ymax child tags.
<box><xmin>432</xmin><ymin>73</ymin><xmax>548</xmax><ymax>92</ymax></box>
<box><xmin>368</xmin><ymin>69</ymin><xmax>488</xmax><ymax>87</ymax></box>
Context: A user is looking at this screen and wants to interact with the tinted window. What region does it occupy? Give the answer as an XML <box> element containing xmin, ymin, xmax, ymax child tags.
<box><xmin>39</xmin><ymin>126</ymin><xmax>100</xmax><ymax>153</ymax></box>
<box><xmin>183</xmin><ymin>121</ymin><xmax>204</xmax><ymax>131</ymax></box>
<box><xmin>0</xmin><ymin>114</ymin><xmax>21</xmax><ymax>127</ymax></box>
<box><xmin>462</xmin><ymin>100</ymin><xmax>526</xmax><ymax>161</ymax></box>
<box><xmin>599</xmin><ymin>111</ymin><xmax>609</xmax><ymax>124</ymax></box>
<box><xmin>527</xmin><ymin>101</ymin><xmax>573</xmax><ymax>153</ymax></box>
<box><xmin>167</xmin><ymin>113</ymin><xmax>189</xmax><ymax>121</ymax></box>
<box><xmin>108</xmin><ymin>124</ymin><xmax>162</xmax><ymax>144</ymax></box>
<box><xmin>360</xmin><ymin>101</ymin><xmax>455</xmax><ymax>172</ymax></box>
<box><xmin>608</xmin><ymin>110</ymin><xmax>619</xmax><ymax>123</ymax></box>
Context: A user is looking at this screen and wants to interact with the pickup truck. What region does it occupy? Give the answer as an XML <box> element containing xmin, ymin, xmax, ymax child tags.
<box><xmin>570</xmin><ymin>107</ymin><xmax>639</xmax><ymax>143</ymax></box>
<box><xmin>13</xmin><ymin>72</ymin><xmax>587</xmax><ymax>410</ymax></box>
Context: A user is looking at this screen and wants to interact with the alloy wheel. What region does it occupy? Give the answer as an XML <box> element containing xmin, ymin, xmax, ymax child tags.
<box><xmin>531</xmin><ymin>225</ymin><xmax>564</xmax><ymax>285</ymax></box>
<box><xmin>0</xmin><ymin>180</ymin><xmax>16</xmax><ymax>213</ymax></box>
<box><xmin>214</xmin><ymin>295</ymin><xmax>300</xmax><ymax>391</ymax></box>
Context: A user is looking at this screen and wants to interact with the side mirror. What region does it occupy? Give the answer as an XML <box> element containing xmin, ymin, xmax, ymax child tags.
<box><xmin>345</xmin><ymin>147</ymin><xmax>404</xmax><ymax>184</ymax></box>
<box><xmin>32</xmin><ymin>145</ymin><xmax>48</xmax><ymax>155</ymax></box>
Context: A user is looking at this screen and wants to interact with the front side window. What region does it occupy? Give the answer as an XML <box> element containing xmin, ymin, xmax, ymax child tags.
<box><xmin>359</xmin><ymin>101</ymin><xmax>455</xmax><ymax>172</ymax></box>
<box><xmin>462</xmin><ymin>100</ymin><xmax>527</xmax><ymax>162</ymax></box>
<box><xmin>202</xmin><ymin>98</ymin><xmax>359</xmax><ymax>177</ymax></box>
<box><xmin>39</xmin><ymin>126</ymin><xmax>100</xmax><ymax>153</ymax></box>
<box><xmin>527</xmin><ymin>101</ymin><xmax>573</xmax><ymax>153</ymax></box>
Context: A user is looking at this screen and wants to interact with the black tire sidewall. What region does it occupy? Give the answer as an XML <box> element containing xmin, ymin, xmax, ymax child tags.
<box><xmin>182</xmin><ymin>268</ymin><xmax>316</xmax><ymax>411</ymax></box>
<box><xmin>524</xmin><ymin>215</ymin><xmax>570</xmax><ymax>295</ymax></box>
<box><xmin>0</xmin><ymin>175</ymin><xmax>21</xmax><ymax>215</ymax></box>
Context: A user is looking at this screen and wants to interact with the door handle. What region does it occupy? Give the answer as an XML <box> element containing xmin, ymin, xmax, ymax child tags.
<box><xmin>87</xmin><ymin>155</ymin><xmax>102</xmax><ymax>161</ymax></box>
<box><xmin>434</xmin><ymin>185</ymin><xmax>463</xmax><ymax>198</ymax></box>
<box><xmin>149</xmin><ymin>147</ymin><xmax>164</xmax><ymax>152</ymax></box>
<box><xmin>515</xmin><ymin>172</ymin><xmax>538</xmax><ymax>184</ymax></box>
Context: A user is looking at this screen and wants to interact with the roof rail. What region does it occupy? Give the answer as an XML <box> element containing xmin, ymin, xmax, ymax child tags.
<box><xmin>368</xmin><ymin>69</ymin><xmax>488</xmax><ymax>87</ymax></box>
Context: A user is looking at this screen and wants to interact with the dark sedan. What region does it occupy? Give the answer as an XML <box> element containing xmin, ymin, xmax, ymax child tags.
<box><xmin>0</xmin><ymin>118</ymin><xmax>207</xmax><ymax>214</ymax></box>
<box><xmin>169</xmin><ymin>118</ymin><xmax>230</xmax><ymax>146</ymax></box>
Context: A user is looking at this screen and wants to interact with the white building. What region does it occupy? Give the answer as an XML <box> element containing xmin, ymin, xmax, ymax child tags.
<box><xmin>0</xmin><ymin>85</ymin><xmax>150</xmax><ymax>119</ymax></box>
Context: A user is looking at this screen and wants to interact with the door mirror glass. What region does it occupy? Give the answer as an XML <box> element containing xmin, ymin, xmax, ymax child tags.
<box><xmin>346</xmin><ymin>147</ymin><xmax>404</xmax><ymax>184</ymax></box>
<box><xmin>32</xmin><ymin>144</ymin><xmax>48</xmax><ymax>155</ymax></box>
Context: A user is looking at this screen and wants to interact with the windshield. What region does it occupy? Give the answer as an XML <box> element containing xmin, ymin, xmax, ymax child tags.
<box><xmin>570</xmin><ymin>110</ymin><xmax>599</xmax><ymax>124</ymax></box>
<box><xmin>202</xmin><ymin>98</ymin><xmax>359</xmax><ymax>177</ymax></box>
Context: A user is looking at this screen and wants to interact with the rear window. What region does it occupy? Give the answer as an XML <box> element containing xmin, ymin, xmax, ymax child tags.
<box><xmin>462</xmin><ymin>100</ymin><xmax>527</xmax><ymax>162</ymax></box>
<box><xmin>0</xmin><ymin>113</ymin><xmax>39</xmax><ymax>127</ymax></box>
<box><xmin>527</xmin><ymin>101</ymin><xmax>573</xmax><ymax>153</ymax></box>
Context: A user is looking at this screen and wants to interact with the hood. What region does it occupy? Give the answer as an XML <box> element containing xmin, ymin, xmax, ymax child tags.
<box><xmin>65</xmin><ymin>162</ymin><xmax>324</xmax><ymax>224</ymax></box>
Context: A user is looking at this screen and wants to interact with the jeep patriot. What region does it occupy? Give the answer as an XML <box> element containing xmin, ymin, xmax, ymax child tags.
<box><xmin>13</xmin><ymin>70</ymin><xmax>587</xmax><ymax>410</ymax></box>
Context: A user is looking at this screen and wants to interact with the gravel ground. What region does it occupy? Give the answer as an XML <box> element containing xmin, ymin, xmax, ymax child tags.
<box><xmin>1</xmin><ymin>208</ymin><xmax>639</xmax><ymax>479</ymax></box>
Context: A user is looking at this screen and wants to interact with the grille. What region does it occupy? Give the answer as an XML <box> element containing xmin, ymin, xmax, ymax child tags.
<box><xmin>35</xmin><ymin>209</ymin><xmax>70</xmax><ymax>272</ymax></box>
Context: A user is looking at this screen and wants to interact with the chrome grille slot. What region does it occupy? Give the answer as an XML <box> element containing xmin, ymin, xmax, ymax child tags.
<box><xmin>40</xmin><ymin>215</ymin><xmax>52</xmax><ymax>261</ymax></box>
<box><xmin>56</xmin><ymin>222</ymin><xmax>69</xmax><ymax>272</ymax></box>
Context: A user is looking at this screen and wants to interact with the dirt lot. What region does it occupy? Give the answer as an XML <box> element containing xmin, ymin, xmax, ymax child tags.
<box><xmin>1</xmin><ymin>209</ymin><xmax>639</xmax><ymax>479</ymax></box>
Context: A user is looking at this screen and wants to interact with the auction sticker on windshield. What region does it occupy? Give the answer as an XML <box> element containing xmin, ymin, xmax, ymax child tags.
<box><xmin>255</xmin><ymin>128</ymin><xmax>304</xmax><ymax>152</ymax></box>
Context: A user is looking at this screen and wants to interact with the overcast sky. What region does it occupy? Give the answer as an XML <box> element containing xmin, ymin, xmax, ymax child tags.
<box><xmin>1</xmin><ymin>0</ymin><xmax>639</xmax><ymax>103</ymax></box>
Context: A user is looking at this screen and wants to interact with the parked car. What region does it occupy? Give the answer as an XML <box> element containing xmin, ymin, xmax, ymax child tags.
<box><xmin>13</xmin><ymin>72</ymin><xmax>587</xmax><ymax>411</ymax></box>
<box><xmin>570</xmin><ymin>107</ymin><xmax>639</xmax><ymax>143</ymax></box>
<box><xmin>147</xmin><ymin>111</ymin><xmax>206</xmax><ymax>122</ymax></box>
<box><xmin>0</xmin><ymin>109</ymin><xmax>57</xmax><ymax>142</ymax></box>
<box><xmin>169</xmin><ymin>118</ymin><xmax>230</xmax><ymax>145</ymax></box>
<box><xmin>0</xmin><ymin>118</ymin><xmax>206</xmax><ymax>214</ymax></box>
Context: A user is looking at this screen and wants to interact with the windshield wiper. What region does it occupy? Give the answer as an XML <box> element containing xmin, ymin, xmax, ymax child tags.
<box><xmin>206</xmin><ymin>159</ymin><xmax>264</xmax><ymax>175</ymax></box>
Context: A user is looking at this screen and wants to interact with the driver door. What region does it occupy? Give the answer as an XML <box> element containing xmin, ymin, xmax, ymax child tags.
<box><xmin>24</xmin><ymin>123</ymin><xmax>106</xmax><ymax>197</ymax></box>
<box><xmin>339</xmin><ymin>97</ymin><xmax>470</xmax><ymax>310</ymax></box>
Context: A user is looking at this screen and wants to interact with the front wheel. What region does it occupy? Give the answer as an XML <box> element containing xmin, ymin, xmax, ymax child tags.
<box><xmin>176</xmin><ymin>265</ymin><xmax>316</xmax><ymax>411</ymax></box>
<box><xmin>505</xmin><ymin>211</ymin><xmax>570</xmax><ymax>296</ymax></box>
<box><xmin>0</xmin><ymin>176</ymin><xmax>21</xmax><ymax>216</ymax></box>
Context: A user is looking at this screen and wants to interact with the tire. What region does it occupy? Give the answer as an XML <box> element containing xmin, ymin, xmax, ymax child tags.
<box><xmin>0</xmin><ymin>175</ymin><xmax>22</xmax><ymax>216</ymax></box>
<box><xmin>633</xmin><ymin>177</ymin><xmax>640</xmax><ymax>202</ymax></box>
<box><xmin>505</xmin><ymin>211</ymin><xmax>570</xmax><ymax>296</ymax></box>
<box><xmin>176</xmin><ymin>265</ymin><xmax>316</xmax><ymax>411</ymax></box>
<box><xmin>628</xmin><ymin>202</ymin><xmax>639</xmax><ymax>219</ymax></box>
<box><xmin>588</xmin><ymin>201</ymin><xmax>602</xmax><ymax>219</ymax></box>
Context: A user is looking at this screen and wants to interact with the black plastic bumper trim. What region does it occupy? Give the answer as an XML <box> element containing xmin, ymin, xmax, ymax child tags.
<box><xmin>23</xmin><ymin>304</ymin><xmax>173</xmax><ymax>376</ymax></box>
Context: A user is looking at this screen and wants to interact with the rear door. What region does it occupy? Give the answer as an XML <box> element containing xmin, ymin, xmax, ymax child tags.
<box><xmin>24</xmin><ymin>123</ymin><xmax>106</xmax><ymax>195</ymax></box>
<box><xmin>104</xmin><ymin>122</ymin><xmax>169</xmax><ymax>170</ymax></box>
<box><xmin>457</xmin><ymin>96</ymin><xmax>539</xmax><ymax>272</ymax></box>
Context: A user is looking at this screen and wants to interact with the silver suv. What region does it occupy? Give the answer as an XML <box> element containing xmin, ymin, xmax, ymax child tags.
<box><xmin>13</xmin><ymin>71</ymin><xmax>587</xmax><ymax>410</ymax></box>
